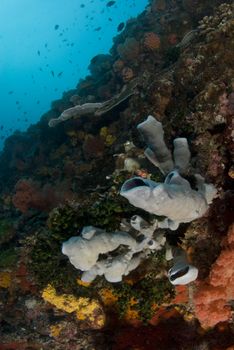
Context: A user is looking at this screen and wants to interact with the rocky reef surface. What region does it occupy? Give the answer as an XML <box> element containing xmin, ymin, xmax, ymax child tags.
<box><xmin>0</xmin><ymin>1</ymin><xmax>233</xmax><ymax>349</ymax></box>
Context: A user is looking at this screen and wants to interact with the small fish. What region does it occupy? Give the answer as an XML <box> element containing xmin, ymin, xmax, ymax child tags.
<box><xmin>16</xmin><ymin>101</ymin><xmax>19</xmax><ymax>104</ymax></box>
<box><xmin>106</xmin><ymin>1</ymin><xmax>115</xmax><ymax>7</ymax></box>
<box><xmin>108</xmin><ymin>17</ymin><xmax>112</xmax><ymax>21</ymax></box>
<box><xmin>37</xmin><ymin>50</ymin><xmax>40</xmax><ymax>56</ymax></box>
<box><xmin>8</xmin><ymin>91</ymin><xmax>13</xmax><ymax>94</ymax></box>
<box><xmin>0</xmin><ymin>126</ymin><xmax>3</xmax><ymax>130</ymax></box>
<box><xmin>57</xmin><ymin>72</ymin><xmax>63</xmax><ymax>77</ymax></box>
<box><xmin>51</xmin><ymin>70</ymin><xmax>55</xmax><ymax>77</ymax></box>
<box><xmin>80</xmin><ymin>4</ymin><xmax>85</xmax><ymax>7</ymax></box>
<box><xmin>54</xmin><ymin>24</ymin><xmax>59</xmax><ymax>30</ymax></box>
<box><xmin>117</xmin><ymin>22</ymin><xmax>125</xmax><ymax>32</ymax></box>
<box><xmin>94</xmin><ymin>26</ymin><xmax>101</xmax><ymax>31</ymax></box>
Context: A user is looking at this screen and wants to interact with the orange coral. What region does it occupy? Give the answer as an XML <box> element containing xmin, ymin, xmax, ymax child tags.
<box><xmin>144</xmin><ymin>32</ymin><xmax>160</xmax><ymax>50</ymax></box>
<box><xmin>193</xmin><ymin>224</ymin><xmax>234</xmax><ymax>328</ymax></box>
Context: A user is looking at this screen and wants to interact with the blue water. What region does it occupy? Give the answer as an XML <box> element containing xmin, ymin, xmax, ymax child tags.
<box><xmin>0</xmin><ymin>0</ymin><xmax>148</xmax><ymax>150</ymax></box>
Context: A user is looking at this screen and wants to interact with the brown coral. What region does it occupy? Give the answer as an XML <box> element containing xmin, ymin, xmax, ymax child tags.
<box><xmin>82</xmin><ymin>135</ymin><xmax>105</xmax><ymax>160</ymax></box>
<box><xmin>12</xmin><ymin>179</ymin><xmax>72</xmax><ymax>213</ymax></box>
<box><xmin>12</xmin><ymin>179</ymin><xmax>43</xmax><ymax>213</ymax></box>
<box><xmin>113</xmin><ymin>59</ymin><xmax>125</xmax><ymax>73</ymax></box>
<box><xmin>121</xmin><ymin>67</ymin><xmax>134</xmax><ymax>83</ymax></box>
<box><xmin>117</xmin><ymin>37</ymin><xmax>140</xmax><ymax>61</ymax></box>
<box><xmin>143</xmin><ymin>32</ymin><xmax>161</xmax><ymax>50</ymax></box>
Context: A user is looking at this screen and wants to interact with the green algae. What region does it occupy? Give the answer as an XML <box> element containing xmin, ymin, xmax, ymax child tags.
<box><xmin>113</xmin><ymin>276</ymin><xmax>175</xmax><ymax>322</ymax></box>
<box><xmin>0</xmin><ymin>247</ymin><xmax>18</xmax><ymax>268</ymax></box>
<box><xmin>0</xmin><ymin>219</ymin><xmax>15</xmax><ymax>244</ymax></box>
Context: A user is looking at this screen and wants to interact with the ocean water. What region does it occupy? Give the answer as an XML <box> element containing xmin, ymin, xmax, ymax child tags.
<box><xmin>0</xmin><ymin>0</ymin><xmax>148</xmax><ymax>150</ymax></box>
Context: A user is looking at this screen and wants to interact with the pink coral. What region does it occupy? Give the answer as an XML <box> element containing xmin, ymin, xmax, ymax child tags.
<box><xmin>193</xmin><ymin>224</ymin><xmax>234</xmax><ymax>328</ymax></box>
<box><xmin>194</xmin><ymin>285</ymin><xmax>231</xmax><ymax>328</ymax></box>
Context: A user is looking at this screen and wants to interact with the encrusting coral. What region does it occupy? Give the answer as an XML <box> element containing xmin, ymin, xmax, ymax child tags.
<box><xmin>42</xmin><ymin>284</ymin><xmax>105</xmax><ymax>328</ymax></box>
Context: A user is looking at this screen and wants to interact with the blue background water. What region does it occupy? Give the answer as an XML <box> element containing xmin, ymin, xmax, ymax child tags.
<box><xmin>0</xmin><ymin>0</ymin><xmax>148</xmax><ymax>150</ymax></box>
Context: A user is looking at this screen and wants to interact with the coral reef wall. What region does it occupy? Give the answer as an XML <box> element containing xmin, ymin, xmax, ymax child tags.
<box><xmin>0</xmin><ymin>1</ymin><xmax>233</xmax><ymax>349</ymax></box>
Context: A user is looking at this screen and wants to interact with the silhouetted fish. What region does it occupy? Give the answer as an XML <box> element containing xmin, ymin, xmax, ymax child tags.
<box><xmin>57</xmin><ymin>72</ymin><xmax>63</xmax><ymax>77</ymax></box>
<box><xmin>37</xmin><ymin>50</ymin><xmax>40</xmax><ymax>56</ymax></box>
<box><xmin>51</xmin><ymin>70</ymin><xmax>55</xmax><ymax>77</ymax></box>
<box><xmin>108</xmin><ymin>17</ymin><xmax>112</xmax><ymax>21</ymax></box>
<box><xmin>80</xmin><ymin>4</ymin><xmax>85</xmax><ymax>7</ymax></box>
<box><xmin>8</xmin><ymin>91</ymin><xmax>13</xmax><ymax>94</ymax></box>
<box><xmin>94</xmin><ymin>27</ymin><xmax>101</xmax><ymax>31</ymax></box>
<box><xmin>54</xmin><ymin>24</ymin><xmax>59</xmax><ymax>30</ymax></box>
<box><xmin>117</xmin><ymin>22</ymin><xmax>125</xmax><ymax>31</ymax></box>
<box><xmin>106</xmin><ymin>1</ymin><xmax>115</xmax><ymax>7</ymax></box>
